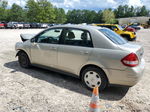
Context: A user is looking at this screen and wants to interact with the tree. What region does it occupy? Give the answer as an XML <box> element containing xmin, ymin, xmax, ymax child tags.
<box><xmin>114</xmin><ymin>5</ymin><xmax>125</xmax><ymax>18</ymax></box>
<box><xmin>127</xmin><ymin>6</ymin><xmax>135</xmax><ymax>17</ymax></box>
<box><xmin>114</xmin><ymin>5</ymin><xmax>149</xmax><ymax>18</ymax></box>
<box><xmin>94</xmin><ymin>10</ymin><xmax>103</xmax><ymax>23</ymax></box>
<box><xmin>37</xmin><ymin>0</ymin><xmax>56</xmax><ymax>23</ymax></box>
<box><xmin>0</xmin><ymin>0</ymin><xmax>7</xmax><ymax>8</ymax></box>
<box><xmin>0</xmin><ymin>0</ymin><xmax>8</xmax><ymax>21</ymax></box>
<box><xmin>102</xmin><ymin>9</ymin><xmax>116</xmax><ymax>23</ymax></box>
<box><xmin>8</xmin><ymin>3</ymin><xmax>25</xmax><ymax>22</ymax></box>
<box><xmin>66</xmin><ymin>9</ymin><xmax>81</xmax><ymax>24</ymax></box>
<box><xmin>136</xmin><ymin>6</ymin><xmax>149</xmax><ymax>16</ymax></box>
<box><xmin>55</xmin><ymin>8</ymin><xmax>66</xmax><ymax>23</ymax></box>
<box><xmin>66</xmin><ymin>9</ymin><xmax>99</xmax><ymax>24</ymax></box>
<box><xmin>26</xmin><ymin>0</ymin><xmax>56</xmax><ymax>23</ymax></box>
<box><xmin>26</xmin><ymin>0</ymin><xmax>41</xmax><ymax>22</ymax></box>
<box><xmin>83</xmin><ymin>10</ymin><xmax>97</xmax><ymax>23</ymax></box>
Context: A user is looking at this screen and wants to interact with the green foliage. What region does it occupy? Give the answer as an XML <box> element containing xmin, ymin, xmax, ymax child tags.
<box><xmin>102</xmin><ymin>9</ymin><xmax>116</xmax><ymax>24</ymax></box>
<box><xmin>136</xmin><ymin>6</ymin><xmax>149</xmax><ymax>16</ymax></box>
<box><xmin>66</xmin><ymin>9</ymin><xmax>102</xmax><ymax>24</ymax></box>
<box><xmin>26</xmin><ymin>0</ymin><xmax>56</xmax><ymax>23</ymax></box>
<box><xmin>26</xmin><ymin>0</ymin><xmax>39</xmax><ymax>22</ymax></box>
<box><xmin>67</xmin><ymin>9</ymin><xmax>82</xmax><ymax>24</ymax></box>
<box><xmin>0</xmin><ymin>0</ymin><xmax>8</xmax><ymax>21</ymax></box>
<box><xmin>115</xmin><ymin>5</ymin><xmax>149</xmax><ymax>18</ymax></box>
<box><xmin>55</xmin><ymin>8</ymin><xmax>66</xmax><ymax>23</ymax></box>
<box><xmin>37</xmin><ymin>0</ymin><xmax>56</xmax><ymax>23</ymax></box>
<box><xmin>0</xmin><ymin>0</ymin><xmax>7</xmax><ymax>8</ymax></box>
<box><xmin>8</xmin><ymin>3</ymin><xmax>25</xmax><ymax>22</ymax></box>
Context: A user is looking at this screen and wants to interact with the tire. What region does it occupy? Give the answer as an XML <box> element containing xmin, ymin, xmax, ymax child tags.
<box><xmin>81</xmin><ymin>67</ymin><xmax>108</xmax><ymax>91</ymax></box>
<box><xmin>18</xmin><ymin>52</ymin><xmax>30</xmax><ymax>68</ymax></box>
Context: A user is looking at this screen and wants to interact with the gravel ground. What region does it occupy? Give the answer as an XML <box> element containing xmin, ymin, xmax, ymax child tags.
<box><xmin>0</xmin><ymin>29</ymin><xmax>150</xmax><ymax>112</ymax></box>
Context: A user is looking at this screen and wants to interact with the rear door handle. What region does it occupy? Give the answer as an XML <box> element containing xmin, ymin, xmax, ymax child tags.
<box><xmin>80</xmin><ymin>51</ymin><xmax>89</xmax><ymax>54</ymax></box>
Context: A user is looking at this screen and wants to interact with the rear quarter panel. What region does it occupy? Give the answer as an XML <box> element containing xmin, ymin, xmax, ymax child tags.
<box><xmin>90</xmin><ymin>48</ymin><xmax>129</xmax><ymax>70</ymax></box>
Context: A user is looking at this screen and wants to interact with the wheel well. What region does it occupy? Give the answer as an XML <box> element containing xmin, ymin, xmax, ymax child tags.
<box><xmin>16</xmin><ymin>50</ymin><xmax>28</xmax><ymax>57</ymax></box>
<box><xmin>79</xmin><ymin>64</ymin><xmax>109</xmax><ymax>83</ymax></box>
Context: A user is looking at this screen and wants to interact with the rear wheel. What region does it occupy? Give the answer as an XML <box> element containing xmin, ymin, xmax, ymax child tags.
<box><xmin>81</xmin><ymin>67</ymin><xmax>108</xmax><ymax>91</ymax></box>
<box><xmin>18</xmin><ymin>52</ymin><xmax>30</xmax><ymax>68</ymax></box>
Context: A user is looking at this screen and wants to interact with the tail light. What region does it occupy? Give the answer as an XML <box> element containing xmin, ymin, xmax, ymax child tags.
<box><xmin>121</xmin><ymin>53</ymin><xmax>139</xmax><ymax>67</ymax></box>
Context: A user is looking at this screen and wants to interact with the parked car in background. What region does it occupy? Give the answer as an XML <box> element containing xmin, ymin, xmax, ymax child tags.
<box><xmin>122</xmin><ymin>25</ymin><xmax>136</xmax><ymax>32</ymax></box>
<box><xmin>128</xmin><ymin>25</ymin><xmax>141</xmax><ymax>30</ymax></box>
<box><xmin>128</xmin><ymin>23</ymin><xmax>143</xmax><ymax>30</ymax></box>
<box><xmin>41</xmin><ymin>23</ymin><xmax>48</xmax><ymax>28</ymax></box>
<box><xmin>6</xmin><ymin>22</ymin><xmax>17</xmax><ymax>29</ymax></box>
<box><xmin>1</xmin><ymin>22</ymin><xmax>56</xmax><ymax>29</ymax></box>
<box><xmin>14</xmin><ymin>22</ymin><xmax>24</xmax><ymax>29</ymax></box>
<box><xmin>94</xmin><ymin>24</ymin><xmax>136</xmax><ymax>41</ymax></box>
<box><xmin>0</xmin><ymin>22</ymin><xmax>6</xmax><ymax>28</ymax></box>
<box><xmin>48</xmin><ymin>24</ymin><xmax>55</xmax><ymax>28</ymax></box>
<box><xmin>30</xmin><ymin>23</ymin><xmax>42</xmax><ymax>28</ymax></box>
<box><xmin>23</xmin><ymin>22</ymin><xmax>30</xmax><ymax>29</ymax></box>
<box><xmin>15</xmin><ymin>25</ymin><xmax>145</xmax><ymax>91</ymax></box>
<box><xmin>36</xmin><ymin>23</ymin><xmax>42</xmax><ymax>28</ymax></box>
<box><xmin>124</xmin><ymin>26</ymin><xmax>136</xmax><ymax>32</ymax></box>
<box><xmin>30</xmin><ymin>23</ymin><xmax>37</xmax><ymax>28</ymax></box>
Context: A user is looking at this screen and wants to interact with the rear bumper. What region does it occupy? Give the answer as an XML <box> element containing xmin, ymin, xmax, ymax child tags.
<box><xmin>107</xmin><ymin>58</ymin><xmax>145</xmax><ymax>86</ymax></box>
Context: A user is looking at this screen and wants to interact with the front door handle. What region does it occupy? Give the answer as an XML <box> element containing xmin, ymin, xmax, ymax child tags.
<box><xmin>32</xmin><ymin>42</ymin><xmax>37</xmax><ymax>46</ymax></box>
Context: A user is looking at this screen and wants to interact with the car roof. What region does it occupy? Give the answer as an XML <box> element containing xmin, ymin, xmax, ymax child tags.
<box><xmin>51</xmin><ymin>25</ymin><xmax>103</xmax><ymax>31</ymax></box>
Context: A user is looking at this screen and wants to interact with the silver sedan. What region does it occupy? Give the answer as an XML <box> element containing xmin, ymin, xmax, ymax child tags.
<box><xmin>15</xmin><ymin>25</ymin><xmax>145</xmax><ymax>90</ymax></box>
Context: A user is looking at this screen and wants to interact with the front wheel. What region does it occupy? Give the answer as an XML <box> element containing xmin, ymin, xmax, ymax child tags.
<box><xmin>18</xmin><ymin>52</ymin><xmax>30</xmax><ymax>68</ymax></box>
<box><xmin>81</xmin><ymin>67</ymin><xmax>108</xmax><ymax>91</ymax></box>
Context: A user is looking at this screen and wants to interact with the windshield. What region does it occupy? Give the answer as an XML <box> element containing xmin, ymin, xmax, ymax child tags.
<box><xmin>118</xmin><ymin>25</ymin><xmax>124</xmax><ymax>30</ymax></box>
<box><xmin>99</xmin><ymin>29</ymin><xmax>127</xmax><ymax>45</ymax></box>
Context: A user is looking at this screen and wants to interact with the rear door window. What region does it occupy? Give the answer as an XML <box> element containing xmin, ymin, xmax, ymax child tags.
<box><xmin>62</xmin><ymin>28</ymin><xmax>93</xmax><ymax>47</ymax></box>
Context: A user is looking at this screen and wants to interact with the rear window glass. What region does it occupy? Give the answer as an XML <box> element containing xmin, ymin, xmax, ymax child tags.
<box><xmin>99</xmin><ymin>29</ymin><xmax>127</xmax><ymax>45</ymax></box>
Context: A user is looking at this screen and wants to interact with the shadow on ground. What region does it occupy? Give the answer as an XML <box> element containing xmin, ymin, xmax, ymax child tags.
<box><xmin>4</xmin><ymin>61</ymin><xmax>129</xmax><ymax>101</ymax></box>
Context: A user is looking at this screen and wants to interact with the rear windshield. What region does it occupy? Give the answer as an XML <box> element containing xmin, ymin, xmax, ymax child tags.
<box><xmin>99</xmin><ymin>29</ymin><xmax>127</xmax><ymax>45</ymax></box>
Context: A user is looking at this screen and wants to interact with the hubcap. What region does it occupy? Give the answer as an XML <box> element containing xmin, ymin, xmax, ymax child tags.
<box><xmin>84</xmin><ymin>71</ymin><xmax>101</xmax><ymax>88</ymax></box>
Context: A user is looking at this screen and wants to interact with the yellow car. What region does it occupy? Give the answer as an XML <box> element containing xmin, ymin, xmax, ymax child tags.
<box><xmin>94</xmin><ymin>24</ymin><xmax>136</xmax><ymax>41</ymax></box>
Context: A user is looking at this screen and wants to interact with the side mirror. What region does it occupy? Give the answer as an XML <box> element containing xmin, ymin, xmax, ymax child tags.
<box><xmin>31</xmin><ymin>38</ymin><xmax>35</xmax><ymax>43</ymax></box>
<box><xmin>113</xmin><ymin>28</ymin><xmax>118</xmax><ymax>31</ymax></box>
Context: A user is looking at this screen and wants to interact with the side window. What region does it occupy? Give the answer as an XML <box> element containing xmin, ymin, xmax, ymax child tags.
<box><xmin>63</xmin><ymin>29</ymin><xmax>93</xmax><ymax>47</ymax></box>
<box><xmin>36</xmin><ymin>28</ymin><xmax>62</xmax><ymax>44</ymax></box>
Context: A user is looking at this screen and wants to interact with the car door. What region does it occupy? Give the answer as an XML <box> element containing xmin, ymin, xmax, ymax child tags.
<box><xmin>58</xmin><ymin>28</ymin><xmax>93</xmax><ymax>75</ymax></box>
<box><xmin>30</xmin><ymin>28</ymin><xmax>63</xmax><ymax>67</ymax></box>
